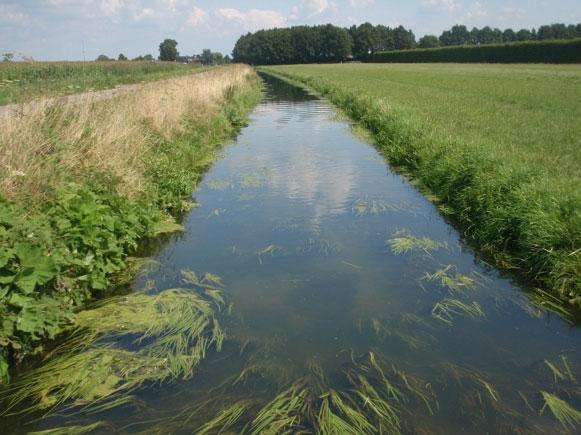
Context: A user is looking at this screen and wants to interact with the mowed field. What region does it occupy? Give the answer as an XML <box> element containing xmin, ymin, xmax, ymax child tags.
<box><xmin>264</xmin><ymin>64</ymin><xmax>581</xmax><ymax>303</ymax></box>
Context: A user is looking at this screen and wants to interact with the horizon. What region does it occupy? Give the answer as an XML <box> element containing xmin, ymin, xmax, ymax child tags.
<box><xmin>2</xmin><ymin>1</ymin><xmax>581</xmax><ymax>61</ymax></box>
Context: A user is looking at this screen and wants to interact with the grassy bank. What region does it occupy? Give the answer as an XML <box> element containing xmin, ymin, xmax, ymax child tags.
<box><xmin>0</xmin><ymin>65</ymin><xmax>261</xmax><ymax>382</ymax></box>
<box><xmin>0</xmin><ymin>61</ymin><xmax>205</xmax><ymax>105</ymax></box>
<box><xmin>261</xmin><ymin>64</ymin><xmax>581</xmax><ymax>306</ymax></box>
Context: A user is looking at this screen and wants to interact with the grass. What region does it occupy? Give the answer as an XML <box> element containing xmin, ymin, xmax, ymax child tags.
<box><xmin>261</xmin><ymin>64</ymin><xmax>581</xmax><ymax>308</ymax></box>
<box><xmin>0</xmin><ymin>65</ymin><xmax>261</xmax><ymax>382</ymax></box>
<box><xmin>0</xmin><ymin>61</ymin><xmax>204</xmax><ymax>105</ymax></box>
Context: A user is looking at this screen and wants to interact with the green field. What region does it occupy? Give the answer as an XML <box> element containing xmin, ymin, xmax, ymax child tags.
<box><xmin>263</xmin><ymin>64</ymin><xmax>581</xmax><ymax>303</ymax></box>
<box><xmin>0</xmin><ymin>61</ymin><xmax>204</xmax><ymax>105</ymax></box>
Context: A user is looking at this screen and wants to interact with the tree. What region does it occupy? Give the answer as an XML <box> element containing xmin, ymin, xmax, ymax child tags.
<box><xmin>159</xmin><ymin>39</ymin><xmax>178</xmax><ymax>61</ymax></box>
<box><xmin>393</xmin><ymin>25</ymin><xmax>415</xmax><ymax>50</ymax></box>
<box><xmin>143</xmin><ymin>54</ymin><xmax>154</xmax><ymax>61</ymax></box>
<box><xmin>2</xmin><ymin>53</ymin><xmax>14</xmax><ymax>62</ymax></box>
<box><xmin>96</xmin><ymin>54</ymin><xmax>110</xmax><ymax>61</ymax></box>
<box><xmin>350</xmin><ymin>22</ymin><xmax>379</xmax><ymax>58</ymax></box>
<box><xmin>419</xmin><ymin>35</ymin><xmax>440</xmax><ymax>48</ymax></box>
<box><xmin>118</xmin><ymin>53</ymin><xmax>127</xmax><ymax>61</ymax></box>
<box><xmin>440</xmin><ymin>25</ymin><xmax>470</xmax><ymax>46</ymax></box>
<box><xmin>224</xmin><ymin>55</ymin><xmax>232</xmax><ymax>64</ymax></box>
<box><xmin>516</xmin><ymin>29</ymin><xmax>532</xmax><ymax>41</ymax></box>
<box><xmin>502</xmin><ymin>29</ymin><xmax>517</xmax><ymax>42</ymax></box>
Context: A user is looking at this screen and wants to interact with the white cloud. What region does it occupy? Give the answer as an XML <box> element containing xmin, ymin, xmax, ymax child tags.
<box><xmin>466</xmin><ymin>1</ymin><xmax>487</xmax><ymax>19</ymax></box>
<box><xmin>46</xmin><ymin>0</ymin><xmax>94</xmax><ymax>6</ymax></box>
<box><xmin>187</xmin><ymin>6</ymin><xmax>208</xmax><ymax>26</ymax></box>
<box><xmin>134</xmin><ymin>7</ymin><xmax>155</xmax><ymax>20</ymax></box>
<box><xmin>303</xmin><ymin>0</ymin><xmax>336</xmax><ymax>18</ymax></box>
<box><xmin>215</xmin><ymin>8</ymin><xmax>287</xmax><ymax>32</ymax></box>
<box><xmin>0</xmin><ymin>5</ymin><xmax>30</xmax><ymax>25</ymax></box>
<box><xmin>100</xmin><ymin>0</ymin><xmax>123</xmax><ymax>16</ymax></box>
<box><xmin>422</xmin><ymin>0</ymin><xmax>462</xmax><ymax>13</ymax></box>
<box><xmin>349</xmin><ymin>0</ymin><xmax>375</xmax><ymax>8</ymax></box>
<box><xmin>162</xmin><ymin>0</ymin><xmax>189</xmax><ymax>13</ymax></box>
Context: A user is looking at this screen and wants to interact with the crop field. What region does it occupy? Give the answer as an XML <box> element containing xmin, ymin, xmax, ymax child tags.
<box><xmin>263</xmin><ymin>63</ymin><xmax>581</xmax><ymax>303</ymax></box>
<box><xmin>0</xmin><ymin>61</ymin><xmax>204</xmax><ymax>105</ymax></box>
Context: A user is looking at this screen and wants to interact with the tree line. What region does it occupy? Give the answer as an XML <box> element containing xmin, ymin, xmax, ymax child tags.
<box><xmin>233</xmin><ymin>22</ymin><xmax>581</xmax><ymax>64</ymax></box>
<box><xmin>95</xmin><ymin>39</ymin><xmax>230</xmax><ymax>65</ymax></box>
<box><xmin>421</xmin><ymin>23</ymin><xmax>581</xmax><ymax>48</ymax></box>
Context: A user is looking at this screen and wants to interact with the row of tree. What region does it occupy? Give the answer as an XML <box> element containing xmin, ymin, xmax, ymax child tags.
<box><xmin>420</xmin><ymin>23</ymin><xmax>581</xmax><ymax>48</ymax></box>
<box><xmin>233</xmin><ymin>25</ymin><xmax>354</xmax><ymax>65</ymax></box>
<box><xmin>233</xmin><ymin>22</ymin><xmax>581</xmax><ymax>64</ymax></box>
<box><xmin>96</xmin><ymin>40</ymin><xmax>230</xmax><ymax>65</ymax></box>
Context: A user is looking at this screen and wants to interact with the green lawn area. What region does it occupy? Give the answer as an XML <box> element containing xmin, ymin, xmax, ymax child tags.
<box><xmin>263</xmin><ymin>64</ymin><xmax>581</xmax><ymax>303</ymax></box>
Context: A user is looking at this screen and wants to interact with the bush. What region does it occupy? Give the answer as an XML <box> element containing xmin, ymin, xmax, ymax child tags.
<box><xmin>371</xmin><ymin>39</ymin><xmax>581</xmax><ymax>63</ymax></box>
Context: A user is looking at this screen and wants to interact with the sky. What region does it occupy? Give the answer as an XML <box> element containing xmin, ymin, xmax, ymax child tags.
<box><xmin>1</xmin><ymin>0</ymin><xmax>581</xmax><ymax>61</ymax></box>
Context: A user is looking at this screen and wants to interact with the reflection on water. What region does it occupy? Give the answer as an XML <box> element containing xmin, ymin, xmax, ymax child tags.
<box><xmin>4</xmin><ymin>74</ymin><xmax>581</xmax><ymax>434</ymax></box>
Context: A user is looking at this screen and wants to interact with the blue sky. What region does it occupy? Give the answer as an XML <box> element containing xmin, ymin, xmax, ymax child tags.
<box><xmin>2</xmin><ymin>0</ymin><xmax>580</xmax><ymax>60</ymax></box>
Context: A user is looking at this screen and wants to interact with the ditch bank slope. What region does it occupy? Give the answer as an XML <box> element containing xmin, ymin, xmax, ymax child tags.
<box><xmin>0</xmin><ymin>65</ymin><xmax>262</xmax><ymax>381</ymax></box>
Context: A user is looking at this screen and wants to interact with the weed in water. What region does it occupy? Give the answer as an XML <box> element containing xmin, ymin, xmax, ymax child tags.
<box><xmin>431</xmin><ymin>298</ymin><xmax>485</xmax><ymax>325</ymax></box>
<box><xmin>256</xmin><ymin>244</ymin><xmax>285</xmax><ymax>264</ymax></box>
<box><xmin>540</xmin><ymin>391</ymin><xmax>581</xmax><ymax>430</ymax></box>
<box><xmin>205</xmin><ymin>179</ymin><xmax>232</xmax><ymax>191</ymax></box>
<box><xmin>422</xmin><ymin>265</ymin><xmax>477</xmax><ymax>295</ymax></box>
<box><xmin>387</xmin><ymin>230</ymin><xmax>447</xmax><ymax>255</ymax></box>
<box><xmin>1</xmin><ymin>275</ymin><xmax>226</xmax><ymax>417</ymax></box>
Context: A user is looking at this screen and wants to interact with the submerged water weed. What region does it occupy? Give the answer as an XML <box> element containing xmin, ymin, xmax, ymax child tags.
<box><xmin>196</xmin><ymin>400</ymin><xmax>255</xmax><ymax>435</ymax></box>
<box><xmin>431</xmin><ymin>299</ymin><xmax>485</xmax><ymax>325</ymax></box>
<box><xmin>250</xmin><ymin>381</ymin><xmax>312</xmax><ymax>434</ymax></box>
<box><xmin>151</xmin><ymin>217</ymin><xmax>184</xmax><ymax>236</ymax></box>
<box><xmin>1</xmin><ymin>273</ymin><xmax>226</xmax><ymax>416</ymax></box>
<box><xmin>239</xmin><ymin>169</ymin><xmax>271</xmax><ymax>189</ymax></box>
<box><xmin>540</xmin><ymin>391</ymin><xmax>581</xmax><ymax>430</ymax></box>
<box><xmin>530</xmin><ymin>288</ymin><xmax>575</xmax><ymax>324</ymax></box>
<box><xmin>205</xmin><ymin>179</ymin><xmax>232</xmax><ymax>191</ymax></box>
<box><xmin>387</xmin><ymin>230</ymin><xmax>447</xmax><ymax>256</ymax></box>
<box><xmin>28</xmin><ymin>422</ymin><xmax>106</xmax><ymax>435</ymax></box>
<box><xmin>256</xmin><ymin>244</ymin><xmax>285</xmax><ymax>264</ymax></box>
<box><xmin>297</xmin><ymin>238</ymin><xmax>342</xmax><ymax>256</ymax></box>
<box><xmin>422</xmin><ymin>265</ymin><xmax>476</xmax><ymax>295</ymax></box>
<box><xmin>544</xmin><ymin>356</ymin><xmax>576</xmax><ymax>383</ymax></box>
<box><xmin>352</xmin><ymin>199</ymin><xmax>389</xmax><ymax>216</ymax></box>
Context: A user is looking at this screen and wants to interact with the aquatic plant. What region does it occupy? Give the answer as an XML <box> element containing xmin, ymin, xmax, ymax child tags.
<box><xmin>28</xmin><ymin>422</ymin><xmax>106</xmax><ymax>435</ymax></box>
<box><xmin>251</xmin><ymin>381</ymin><xmax>311</xmax><ymax>434</ymax></box>
<box><xmin>297</xmin><ymin>238</ymin><xmax>342</xmax><ymax>256</ymax></box>
<box><xmin>239</xmin><ymin>169</ymin><xmax>271</xmax><ymax>189</ymax></box>
<box><xmin>387</xmin><ymin>231</ymin><xmax>447</xmax><ymax>255</ymax></box>
<box><xmin>540</xmin><ymin>391</ymin><xmax>581</xmax><ymax>430</ymax></box>
<box><xmin>196</xmin><ymin>400</ymin><xmax>254</xmax><ymax>435</ymax></box>
<box><xmin>422</xmin><ymin>265</ymin><xmax>476</xmax><ymax>295</ymax></box>
<box><xmin>1</xmin><ymin>275</ymin><xmax>226</xmax><ymax>416</ymax></box>
<box><xmin>352</xmin><ymin>199</ymin><xmax>390</xmax><ymax>216</ymax></box>
<box><xmin>205</xmin><ymin>179</ymin><xmax>232</xmax><ymax>190</ymax></box>
<box><xmin>544</xmin><ymin>356</ymin><xmax>576</xmax><ymax>383</ymax></box>
<box><xmin>256</xmin><ymin>244</ymin><xmax>285</xmax><ymax>264</ymax></box>
<box><xmin>431</xmin><ymin>299</ymin><xmax>485</xmax><ymax>325</ymax></box>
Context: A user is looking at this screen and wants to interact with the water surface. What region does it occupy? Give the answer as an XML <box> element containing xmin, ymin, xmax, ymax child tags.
<box><xmin>7</xmin><ymin>74</ymin><xmax>581</xmax><ymax>434</ymax></box>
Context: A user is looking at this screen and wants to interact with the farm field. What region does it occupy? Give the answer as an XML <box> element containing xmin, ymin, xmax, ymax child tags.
<box><xmin>0</xmin><ymin>61</ymin><xmax>205</xmax><ymax>105</ymax></box>
<box><xmin>263</xmin><ymin>63</ymin><xmax>581</xmax><ymax>304</ymax></box>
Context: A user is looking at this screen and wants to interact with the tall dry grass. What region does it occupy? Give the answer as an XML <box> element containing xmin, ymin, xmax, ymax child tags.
<box><xmin>0</xmin><ymin>64</ymin><xmax>254</xmax><ymax>203</ymax></box>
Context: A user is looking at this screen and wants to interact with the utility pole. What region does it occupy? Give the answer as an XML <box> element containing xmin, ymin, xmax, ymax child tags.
<box><xmin>82</xmin><ymin>39</ymin><xmax>86</xmax><ymax>62</ymax></box>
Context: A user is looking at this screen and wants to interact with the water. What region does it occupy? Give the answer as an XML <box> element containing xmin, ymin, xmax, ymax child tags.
<box><xmin>5</xmin><ymin>74</ymin><xmax>581</xmax><ymax>433</ymax></box>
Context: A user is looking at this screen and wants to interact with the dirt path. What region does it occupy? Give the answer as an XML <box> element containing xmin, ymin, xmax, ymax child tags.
<box><xmin>0</xmin><ymin>82</ymin><xmax>153</xmax><ymax>118</ymax></box>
